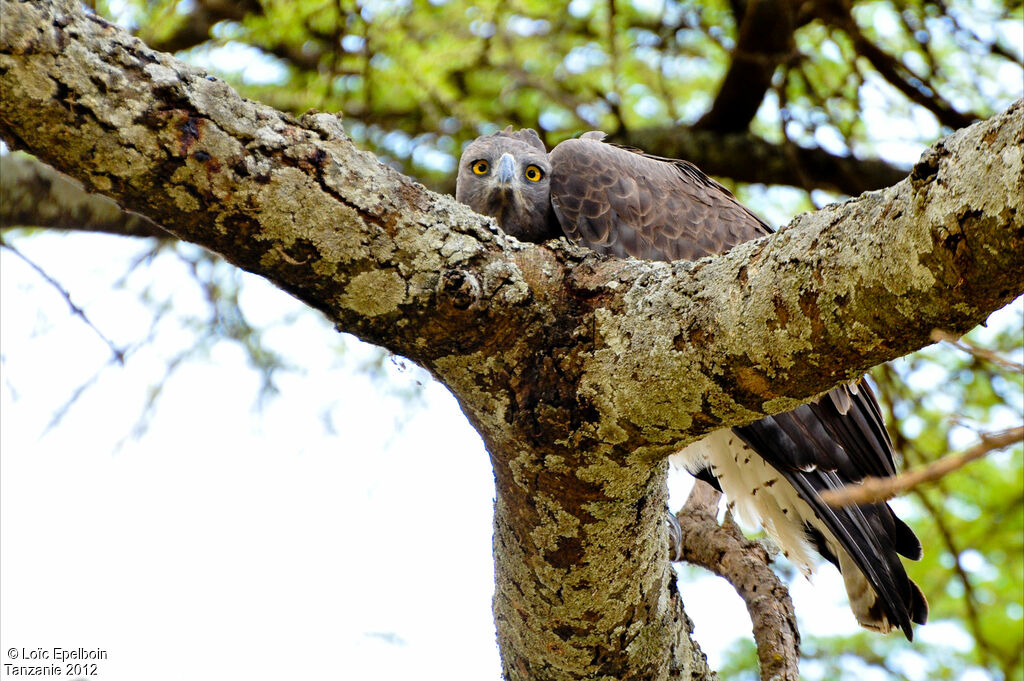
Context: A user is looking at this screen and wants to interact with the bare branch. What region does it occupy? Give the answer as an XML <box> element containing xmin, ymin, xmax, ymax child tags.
<box><xmin>0</xmin><ymin>236</ymin><xmax>126</xmax><ymax>364</ymax></box>
<box><xmin>819</xmin><ymin>2</ymin><xmax>979</xmax><ymax>130</ymax></box>
<box><xmin>931</xmin><ymin>329</ymin><xmax>1024</xmax><ymax>373</ymax></box>
<box><xmin>821</xmin><ymin>427</ymin><xmax>1024</xmax><ymax>506</ymax></box>
<box><xmin>675</xmin><ymin>482</ymin><xmax>801</xmax><ymax>681</ymax></box>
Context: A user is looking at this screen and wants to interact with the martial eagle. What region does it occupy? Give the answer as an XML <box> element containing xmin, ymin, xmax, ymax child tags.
<box><xmin>455</xmin><ymin>127</ymin><xmax>928</xmax><ymax>639</ymax></box>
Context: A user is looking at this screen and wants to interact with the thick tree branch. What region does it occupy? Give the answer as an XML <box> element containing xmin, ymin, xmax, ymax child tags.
<box><xmin>0</xmin><ymin>153</ymin><xmax>169</xmax><ymax>238</ymax></box>
<box><xmin>617</xmin><ymin>126</ymin><xmax>910</xmax><ymax>196</ymax></box>
<box><xmin>2</xmin><ymin>3</ymin><xmax>1022</xmax><ymax>679</ymax></box>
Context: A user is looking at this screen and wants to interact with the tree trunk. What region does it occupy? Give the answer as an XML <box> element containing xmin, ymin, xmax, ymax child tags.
<box><xmin>2</xmin><ymin>2</ymin><xmax>1022</xmax><ymax>678</ymax></box>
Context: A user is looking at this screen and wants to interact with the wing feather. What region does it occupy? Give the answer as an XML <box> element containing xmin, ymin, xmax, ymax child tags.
<box><xmin>734</xmin><ymin>389</ymin><xmax>928</xmax><ymax>638</ymax></box>
<box><xmin>548</xmin><ymin>136</ymin><xmax>771</xmax><ymax>261</ymax></box>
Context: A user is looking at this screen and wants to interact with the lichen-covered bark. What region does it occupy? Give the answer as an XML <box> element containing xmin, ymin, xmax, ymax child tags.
<box><xmin>1</xmin><ymin>2</ymin><xmax>1022</xmax><ymax>679</ymax></box>
<box><xmin>676</xmin><ymin>482</ymin><xmax>800</xmax><ymax>681</ymax></box>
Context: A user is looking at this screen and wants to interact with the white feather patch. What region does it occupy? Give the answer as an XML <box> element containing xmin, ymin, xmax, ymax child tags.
<box><xmin>673</xmin><ymin>428</ymin><xmax>822</xmax><ymax>576</ymax></box>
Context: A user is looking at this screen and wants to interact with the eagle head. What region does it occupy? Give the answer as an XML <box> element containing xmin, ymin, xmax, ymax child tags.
<box><xmin>455</xmin><ymin>127</ymin><xmax>558</xmax><ymax>243</ymax></box>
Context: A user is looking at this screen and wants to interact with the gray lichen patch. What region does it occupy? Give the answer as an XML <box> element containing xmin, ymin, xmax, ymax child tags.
<box><xmin>760</xmin><ymin>394</ymin><xmax>811</xmax><ymax>416</ymax></box>
<box><xmin>580</xmin><ymin>302</ymin><xmax>713</xmax><ymax>446</ymax></box>
<box><xmin>997</xmin><ymin>145</ymin><xmax>1023</xmax><ymax>198</ymax></box>
<box><xmin>142</xmin><ymin>63</ymin><xmax>178</xmax><ymax>88</ymax></box>
<box><xmin>254</xmin><ymin>125</ymin><xmax>288</xmax><ymax>150</ymax></box>
<box><xmin>440</xmin><ymin>231</ymin><xmax>485</xmax><ymax>263</ymax></box>
<box><xmin>192</xmin><ymin>82</ymin><xmax>263</xmax><ymax>140</ymax></box>
<box><xmin>483</xmin><ymin>259</ymin><xmax>530</xmax><ymax>305</ymax></box>
<box><xmin>165</xmin><ymin>182</ymin><xmax>201</xmax><ymax>212</ymax></box>
<box><xmin>431</xmin><ymin>350</ymin><xmax>510</xmax><ymax>430</ymax></box>
<box><xmin>339</xmin><ymin>269</ymin><xmax>407</xmax><ymax>317</ymax></box>
<box><xmin>396</xmin><ymin>222</ymin><xmax>445</xmax><ymax>274</ymax></box>
<box><xmin>504</xmin><ymin>446</ymin><xmax>538</xmax><ymax>490</ymax></box>
<box><xmin>250</xmin><ymin>167</ymin><xmax>360</xmax><ymax>248</ymax></box>
<box><xmin>0</xmin><ymin>2</ymin><xmax>58</xmax><ymax>53</ymax></box>
<box><xmin>835</xmin><ymin>191</ymin><xmax>936</xmax><ymax>302</ymax></box>
<box><xmin>576</xmin><ymin>450</ymin><xmax>658</xmax><ymax>502</ymax></box>
<box><xmin>595</xmin><ymin>412</ymin><xmax>630</xmax><ymax>445</ymax></box>
<box><xmin>530</xmin><ymin>492</ymin><xmax>582</xmax><ymax>553</ymax></box>
<box><xmin>309</xmin><ymin>225</ymin><xmax>367</xmax><ymax>266</ymax></box>
<box><xmin>0</xmin><ymin>53</ymin><xmax>58</xmax><ymax>102</ymax></box>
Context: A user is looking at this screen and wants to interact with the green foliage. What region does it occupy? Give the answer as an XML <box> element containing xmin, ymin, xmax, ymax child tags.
<box><xmin>867</xmin><ymin>306</ymin><xmax>1024</xmax><ymax>681</ymax></box>
<box><xmin>110</xmin><ymin>0</ymin><xmax>1020</xmax><ymax>193</ymax></box>
<box><xmin>716</xmin><ymin>637</ymin><xmax>761</xmax><ymax>680</ymax></box>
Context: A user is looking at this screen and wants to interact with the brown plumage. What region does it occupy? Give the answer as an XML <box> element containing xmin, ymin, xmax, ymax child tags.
<box><xmin>455</xmin><ymin>127</ymin><xmax>927</xmax><ymax>639</ymax></box>
<box><xmin>548</xmin><ymin>132</ymin><xmax>770</xmax><ymax>260</ymax></box>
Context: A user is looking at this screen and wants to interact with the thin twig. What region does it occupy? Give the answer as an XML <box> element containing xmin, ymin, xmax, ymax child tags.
<box><xmin>931</xmin><ymin>329</ymin><xmax>1023</xmax><ymax>372</ymax></box>
<box><xmin>821</xmin><ymin>426</ymin><xmax>1024</xmax><ymax>506</ymax></box>
<box><xmin>1</xmin><ymin>237</ymin><xmax>126</xmax><ymax>364</ymax></box>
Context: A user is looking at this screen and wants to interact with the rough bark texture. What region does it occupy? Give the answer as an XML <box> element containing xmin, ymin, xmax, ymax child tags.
<box><xmin>1</xmin><ymin>2</ymin><xmax>1022</xmax><ymax>679</ymax></box>
<box><xmin>676</xmin><ymin>482</ymin><xmax>800</xmax><ymax>681</ymax></box>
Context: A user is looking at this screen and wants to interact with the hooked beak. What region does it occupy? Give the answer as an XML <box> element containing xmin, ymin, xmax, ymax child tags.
<box><xmin>495</xmin><ymin>153</ymin><xmax>516</xmax><ymax>188</ymax></box>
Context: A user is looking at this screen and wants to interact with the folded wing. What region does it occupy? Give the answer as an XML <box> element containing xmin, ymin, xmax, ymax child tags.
<box><xmin>548</xmin><ymin>132</ymin><xmax>771</xmax><ymax>261</ymax></box>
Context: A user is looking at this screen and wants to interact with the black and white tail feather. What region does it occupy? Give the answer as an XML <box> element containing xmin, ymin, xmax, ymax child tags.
<box><xmin>674</xmin><ymin>380</ymin><xmax>928</xmax><ymax>639</ymax></box>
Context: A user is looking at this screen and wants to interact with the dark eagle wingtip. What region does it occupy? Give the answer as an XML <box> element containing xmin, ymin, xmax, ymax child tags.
<box><xmin>910</xmin><ymin>579</ymin><xmax>929</xmax><ymax>625</ymax></box>
<box><xmin>893</xmin><ymin>513</ymin><xmax>923</xmax><ymax>560</ymax></box>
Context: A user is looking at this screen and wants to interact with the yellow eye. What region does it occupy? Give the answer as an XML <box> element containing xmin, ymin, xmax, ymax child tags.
<box><xmin>525</xmin><ymin>165</ymin><xmax>543</xmax><ymax>182</ymax></box>
<box><xmin>472</xmin><ymin>160</ymin><xmax>489</xmax><ymax>175</ymax></box>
